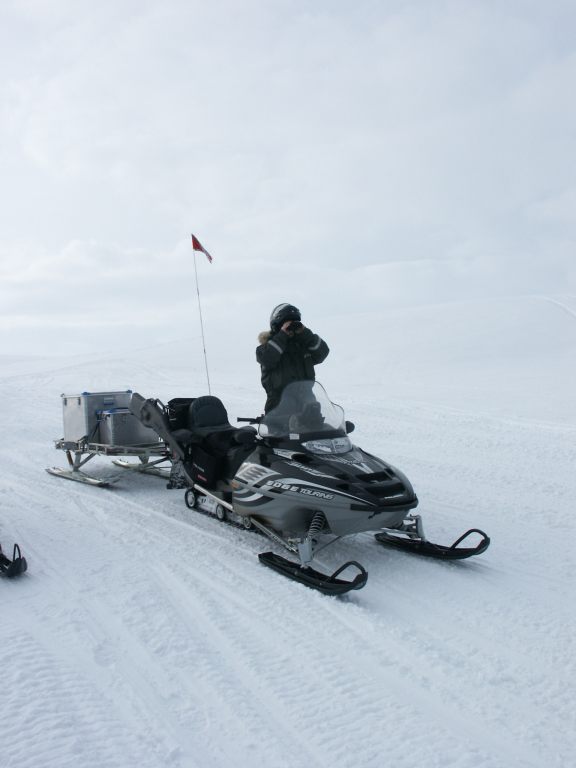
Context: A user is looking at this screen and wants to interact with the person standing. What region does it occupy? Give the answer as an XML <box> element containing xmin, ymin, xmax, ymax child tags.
<box><xmin>256</xmin><ymin>303</ymin><xmax>329</xmax><ymax>413</ymax></box>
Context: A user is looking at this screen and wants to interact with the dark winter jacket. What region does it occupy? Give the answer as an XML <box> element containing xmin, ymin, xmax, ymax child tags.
<box><xmin>256</xmin><ymin>327</ymin><xmax>329</xmax><ymax>412</ymax></box>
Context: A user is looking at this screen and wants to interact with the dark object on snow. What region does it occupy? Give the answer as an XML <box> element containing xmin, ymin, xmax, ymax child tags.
<box><xmin>130</xmin><ymin>380</ymin><xmax>490</xmax><ymax>597</ymax></box>
<box><xmin>0</xmin><ymin>542</ymin><xmax>27</xmax><ymax>578</ymax></box>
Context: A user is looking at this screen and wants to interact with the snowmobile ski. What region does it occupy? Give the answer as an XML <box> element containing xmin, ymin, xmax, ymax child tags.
<box><xmin>374</xmin><ymin>527</ymin><xmax>490</xmax><ymax>560</ymax></box>
<box><xmin>0</xmin><ymin>543</ymin><xmax>28</xmax><ymax>578</ymax></box>
<box><xmin>258</xmin><ymin>552</ymin><xmax>368</xmax><ymax>595</ymax></box>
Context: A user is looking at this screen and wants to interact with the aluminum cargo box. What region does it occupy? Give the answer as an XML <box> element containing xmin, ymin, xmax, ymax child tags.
<box><xmin>61</xmin><ymin>391</ymin><xmax>133</xmax><ymax>443</ymax></box>
<box><xmin>99</xmin><ymin>409</ymin><xmax>159</xmax><ymax>447</ymax></box>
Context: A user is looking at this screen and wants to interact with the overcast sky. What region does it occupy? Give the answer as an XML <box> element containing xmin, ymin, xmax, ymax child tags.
<box><xmin>1</xmin><ymin>0</ymin><xmax>575</xmax><ymax>354</ymax></box>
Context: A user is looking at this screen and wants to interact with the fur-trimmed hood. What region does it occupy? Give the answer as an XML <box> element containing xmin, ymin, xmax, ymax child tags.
<box><xmin>258</xmin><ymin>330</ymin><xmax>272</xmax><ymax>344</ymax></box>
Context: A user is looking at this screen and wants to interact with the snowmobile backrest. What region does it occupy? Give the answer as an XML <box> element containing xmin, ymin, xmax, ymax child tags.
<box><xmin>188</xmin><ymin>396</ymin><xmax>232</xmax><ymax>433</ymax></box>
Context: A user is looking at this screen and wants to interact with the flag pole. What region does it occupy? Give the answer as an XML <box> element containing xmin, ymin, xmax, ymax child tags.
<box><xmin>193</xmin><ymin>249</ymin><xmax>212</xmax><ymax>394</ymax></box>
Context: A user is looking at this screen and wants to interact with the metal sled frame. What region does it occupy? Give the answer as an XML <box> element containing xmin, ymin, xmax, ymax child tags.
<box><xmin>46</xmin><ymin>439</ymin><xmax>170</xmax><ymax>487</ymax></box>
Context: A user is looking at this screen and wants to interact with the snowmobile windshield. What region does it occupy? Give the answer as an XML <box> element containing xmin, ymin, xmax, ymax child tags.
<box><xmin>260</xmin><ymin>381</ymin><xmax>352</xmax><ymax>453</ymax></box>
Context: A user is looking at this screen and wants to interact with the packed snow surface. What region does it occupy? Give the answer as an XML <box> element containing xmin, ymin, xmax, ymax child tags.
<box><xmin>1</xmin><ymin>297</ymin><xmax>575</xmax><ymax>768</ymax></box>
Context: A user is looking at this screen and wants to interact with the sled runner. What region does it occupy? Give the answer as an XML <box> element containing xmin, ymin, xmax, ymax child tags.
<box><xmin>47</xmin><ymin>440</ymin><xmax>170</xmax><ymax>487</ymax></box>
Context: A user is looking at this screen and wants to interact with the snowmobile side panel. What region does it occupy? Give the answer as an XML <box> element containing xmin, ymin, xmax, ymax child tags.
<box><xmin>258</xmin><ymin>551</ymin><xmax>368</xmax><ymax>595</ymax></box>
<box><xmin>232</xmin><ymin>450</ymin><xmax>416</xmax><ymax>536</ymax></box>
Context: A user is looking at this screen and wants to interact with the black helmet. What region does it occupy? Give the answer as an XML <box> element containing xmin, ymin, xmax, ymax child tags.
<box><xmin>270</xmin><ymin>303</ymin><xmax>301</xmax><ymax>333</ymax></box>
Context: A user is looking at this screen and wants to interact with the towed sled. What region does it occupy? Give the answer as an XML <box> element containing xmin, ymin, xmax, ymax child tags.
<box><xmin>131</xmin><ymin>381</ymin><xmax>489</xmax><ymax>596</ymax></box>
<box><xmin>46</xmin><ymin>390</ymin><xmax>170</xmax><ymax>486</ymax></box>
<box><xmin>0</xmin><ymin>542</ymin><xmax>27</xmax><ymax>578</ymax></box>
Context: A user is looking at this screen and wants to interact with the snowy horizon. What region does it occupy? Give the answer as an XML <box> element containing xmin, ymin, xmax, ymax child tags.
<box><xmin>1</xmin><ymin>0</ymin><xmax>576</xmax><ymax>357</ymax></box>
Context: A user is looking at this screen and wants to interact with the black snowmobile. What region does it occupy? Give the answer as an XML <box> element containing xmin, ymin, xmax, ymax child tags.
<box><xmin>0</xmin><ymin>542</ymin><xmax>27</xmax><ymax>578</ymax></box>
<box><xmin>131</xmin><ymin>381</ymin><xmax>489</xmax><ymax>596</ymax></box>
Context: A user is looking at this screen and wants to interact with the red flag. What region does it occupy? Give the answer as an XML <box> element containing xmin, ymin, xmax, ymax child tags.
<box><xmin>191</xmin><ymin>234</ymin><xmax>213</xmax><ymax>263</ymax></box>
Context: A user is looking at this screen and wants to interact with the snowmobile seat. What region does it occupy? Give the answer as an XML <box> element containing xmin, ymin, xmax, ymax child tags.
<box><xmin>168</xmin><ymin>397</ymin><xmax>230</xmax><ymax>448</ymax></box>
<box><xmin>169</xmin><ymin>394</ymin><xmax>255</xmax><ymax>457</ymax></box>
<box><xmin>186</xmin><ymin>396</ymin><xmax>256</xmax><ymax>481</ymax></box>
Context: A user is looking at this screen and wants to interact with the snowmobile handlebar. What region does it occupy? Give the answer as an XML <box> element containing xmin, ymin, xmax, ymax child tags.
<box><xmin>237</xmin><ymin>416</ymin><xmax>263</xmax><ymax>425</ymax></box>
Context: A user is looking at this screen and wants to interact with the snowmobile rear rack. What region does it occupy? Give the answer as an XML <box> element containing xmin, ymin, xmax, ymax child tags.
<box><xmin>375</xmin><ymin>527</ymin><xmax>490</xmax><ymax>561</ymax></box>
<box><xmin>0</xmin><ymin>543</ymin><xmax>28</xmax><ymax>578</ymax></box>
<box><xmin>258</xmin><ymin>552</ymin><xmax>368</xmax><ymax>595</ymax></box>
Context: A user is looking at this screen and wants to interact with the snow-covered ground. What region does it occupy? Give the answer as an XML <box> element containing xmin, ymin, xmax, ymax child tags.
<box><xmin>1</xmin><ymin>296</ymin><xmax>575</xmax><ymax>768</ymax></box>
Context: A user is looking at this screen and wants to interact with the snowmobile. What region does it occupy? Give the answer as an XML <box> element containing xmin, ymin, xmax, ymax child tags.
<box><xmin>131</xmin><ymin>381</ymin><xmax>490</xmax><ymax>596</ymax></box>
<box><xmin>0</xmin><ymin>541</ymin><xmax>27</xmax><ymax>578</ymax></box>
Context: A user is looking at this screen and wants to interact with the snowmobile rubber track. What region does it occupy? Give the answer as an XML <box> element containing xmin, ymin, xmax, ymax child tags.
<box><xmin>374</xmin><ymin>528</ymin><xmax>490</xmax><ymax>560</ymax></box>
<box><xmin>258</xmin><ymin>552</ymin><xmax>368</xmax><ymax>595</ymax></box>
<box><xmin>189</xmin><ymin>502</ymin><xmax>262</xmax><ymax>534</ymax></box>
<box><xmin>0</xmin><ymin>543</ymin><xmax>28</xmax><ymax>578</ymax></box>
<box><xmin>184</xmin><ymin>488</ymin><xmax>262</xmax><ymax>534</ymax></box>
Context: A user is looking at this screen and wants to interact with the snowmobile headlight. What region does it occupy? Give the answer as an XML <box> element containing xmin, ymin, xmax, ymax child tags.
<box><xmin>302</xmin><ymin>436</ymin><xmax>352</xmax><ymax>455</ymax></box>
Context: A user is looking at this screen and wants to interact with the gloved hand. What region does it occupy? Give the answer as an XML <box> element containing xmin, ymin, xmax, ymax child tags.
<box><xmin>296</xmin><ymin>326</ymin><xmax>314</xmax><ymax>344</ymax></box>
